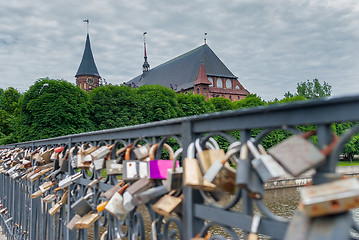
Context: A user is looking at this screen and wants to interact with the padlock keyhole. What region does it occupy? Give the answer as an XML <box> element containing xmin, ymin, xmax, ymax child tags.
<box><xmin>331</xmin><ymin>200</ymin><xmax>340</xmax><ymax>210</ymax></box>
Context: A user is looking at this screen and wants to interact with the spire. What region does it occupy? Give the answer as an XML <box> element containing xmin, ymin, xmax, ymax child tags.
<box><xmin>194</xmin><ymin>63</ymin><xmax>211</xmax><ymax>85</ymax></box>
<box><xmin>142</xmin><ymin>32</ymin><xmax>150</xmax><ymax>72</ymax></box>
<box><xmin>204</xmin><ymin>32</ymin><xmax>207</xmax><ymax>44</ymax></box>
<box><xmin>75</xmin><ymin>31</ymin><xmax>100</xmax><ymax>77</ymax></box>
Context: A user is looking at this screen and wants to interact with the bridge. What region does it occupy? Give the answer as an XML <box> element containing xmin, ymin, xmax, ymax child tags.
<box><xmin>1</xmin><ymin>95</ymin><xmax>359</xmax><ymax>239</ymax></box>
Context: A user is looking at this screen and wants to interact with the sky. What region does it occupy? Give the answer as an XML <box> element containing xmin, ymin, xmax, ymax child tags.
<box><xmin>1</xmin><ymin>0</ymin><xmax>359</xmax><ymax>100</ymax></box>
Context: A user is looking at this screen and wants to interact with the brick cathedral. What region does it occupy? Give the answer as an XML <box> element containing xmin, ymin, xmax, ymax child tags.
<box><xmin>76</xmin><ymin>30</ymin><xmax>249</xmax><ymax>101</ymax></box>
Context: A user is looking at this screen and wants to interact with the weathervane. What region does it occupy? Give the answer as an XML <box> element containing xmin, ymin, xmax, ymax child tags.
<box><xmin>204</xmin><ymin>32</ymin><xmax>207</xmax><ymax>44</ymax></box>
<box><xmin>83</xmin><ymin>19</ymin><xmax>89</xmax><ymax>34</ymax></box>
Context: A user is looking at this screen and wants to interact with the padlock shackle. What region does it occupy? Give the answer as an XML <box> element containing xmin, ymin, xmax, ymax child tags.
<box><xmin>84</xmin><ymin>192</ymin><xmax>94</xmax><ymax>200</ymax></box>
<box><xmin>149</xmin><ymin>143</ymin><xmax>174</xmax><ymax>161</ymax></box>
<box><xmin>124</xmin><ymin>145</ymin><xmax>133</xmax><ymax>160</ymax></box>
<box><xmin>221</xmin><ymin>147</ymin><xmax>241</xmax><ymax>165</ymax></box>
<box><xmin>119</xmin><ymin>183</ymin><xmax>129</xmax><ymax>195</ymax></box>
<box><xmin>247</xmin><ymin>140</ymin><xmax>262</xmax><ymax>159</ymax></box>
<box><xmin>301</xmin><ymin>130</ymin><xmax>339</xmax><ymax>156</ymax></box>
<box><xmin>172</xmin><ymin>148</ymin><xmax>183</xmax><ymax>171</ymax></box>
<box><xmin>239</xmin><ymin>144</ymin><xmax>248</xmax><ymax>160</ymax></box>
<box><xmin>187</xmin><ymin>142</ymin><xmax>195</xmax><ymax>159</ymax></box>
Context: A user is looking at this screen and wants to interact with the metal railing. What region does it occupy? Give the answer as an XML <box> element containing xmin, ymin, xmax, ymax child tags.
<box><xmin>1</xmin><ymin>95</ymin><xmax>359</xmax><ymax>239</ymax></box>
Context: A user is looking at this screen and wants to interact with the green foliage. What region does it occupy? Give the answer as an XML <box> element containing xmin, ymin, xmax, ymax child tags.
<box><xmin>17</xmin><ymin>78</ymin><xmax>94</xmax><ymax>141</ymax></box>
<box><xmin>208</xmin><ymin>97</ymin><xmax>233</xmax><ymax>112</ymax></box>
<box><xmin>88</xmin><ymin>85</ymin><xmax>144</xmax><ymax>129</ymax></box>
<box><xmin>232</xmin><ymin>94</ymin><xmax>266</xmax><ymax>109</ymax></box>
<box><xmin>135</xmin><ymin>85</ymin><xmax>182</xmax><ymax>123</ymax></box>
<box><xmin>2</xmin><ymin>87</ymin><xmax>21</xmax><ymax>115</ymax></box>
<box><xmin>176</xmin><ymin>92</ymin><xmax>215</xmax><ymax>117</ymax></box>
<box><xmin>295</xmin><ymin>79</ymin><xmax>331</xmax><ymax>99</ymax></box>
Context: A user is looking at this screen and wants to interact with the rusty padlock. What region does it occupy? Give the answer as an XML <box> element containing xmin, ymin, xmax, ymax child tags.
<box><xmin>122</xmin><ymin>145</ymin><xmax>149</xmax><ymax>181</ymax></box>
<box><xmin>48</xmin><ymin>190</ymin><xmax>68</xmax><ymax>215</ymax></box>
<box><xmin>300</xmin><ymin>178</ymin><xmax>359</xmax><ymax>217</ymax></box>
<box><xmin>104</xmin><ymin>183</ymin><xmax>129</xmax><ymax>221</ymax></box>
<box><xmin>268</xmin><ymin>131</ymin><xmax>339</xmax><ymax>177</ymax></box>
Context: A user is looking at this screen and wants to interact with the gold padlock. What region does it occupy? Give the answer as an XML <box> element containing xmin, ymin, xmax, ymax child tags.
<box><xmin>183</xmin><ymin>142</ymin><xmax>216</xmax><ymax>191</ymax></box>
<box><xmin>195</xmin><ymin>138</ymin><xmax>226</xmax><ymax>172</ymax></box>
<box><xmin>74</xmin><ymin>213</ymin><xmax>99</xmax><ymax>229</ymax></box>
<box><xmin>152</xmin><ymin>190</ymin><xmax>182</xmax><ymax>217</ymax></box>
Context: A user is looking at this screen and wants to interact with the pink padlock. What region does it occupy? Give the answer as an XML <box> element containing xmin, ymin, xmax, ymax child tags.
<box><xmin>148</xmin><ymin>143</ymin><xmax>178</xmax><ymax>179</ymax></box>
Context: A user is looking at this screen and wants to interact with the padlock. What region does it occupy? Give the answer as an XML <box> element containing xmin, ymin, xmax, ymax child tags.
<box><xmin>105</xmin><ymin>183</ymin><xmax>129</xmax><ymax>221</ymax></box>
<box><xmin>102</xmin><ymin>181</ymin><xmax>124</xmax><ymax>200</ymax></box>
<box><xmin>77</xmin><ymin>145</ymin><xmax>92</xmax><ymax>169</ymax></box>
<box><xmin>71</xmin><ymin>192</ymin><xmax>94</xmax><ymax>217</ymax></box>
<box><xmin>183</xmin><ymin>142</ymin><xmax>217</xmax><ymax>191</ymax></box>
<box><xmin>48</xmin><ymin>190</ymin><xmax>68</xmax><ymax>215</ymax></box>
<box><xmin>74</xmin><ymin>213</ymin><xmax>99</xmax><ymax>229</ymax></box>
<box><xmin>96</xmin><ymin>201</ymin><xmax>108</xmax><ymax>212</ymax></box>
<box><xmin>122</xmin><ymin>145</ymin><xmax>149</xmax><ymax>181</ymax></box>
<box><xmin>165</xmin><ymin>148</ymin><xmax>183</xmax><ymax>191</ymax></box>
<box><xmin>69</xmin><ymin>146</ymin><xmax>79</xmax><ymax>169</ymax></box>
<box><xmin>43</xmin><ymin>194</ymin><xmax>57</xmax><ymax>203</ymax></box>
<box><xmin>29</xmin><ymin>167</ymin><xmax>54</xmax><ymax>182</ymax></box>
<box><xmin>41</xmin><ymin>148</ymin><xmax>54</xmax><ymax>164</ymax></box>
<box><xmin>133</xmin><ymin>143</ymin><xmax>152</xmax><ymax>160</ymax></box>
<box><xmin>247</xmin><ymin>140</ymin><xmax>286</xmax><ymax>182</ymax></box>
<box><xmin>67</xmin><ymin>214</ymin><xmax>82</xmax><ymax>230</ymax></box>
<box><xmin>131</xmin><ymin>185</ymin><xmax>169</xmax><ymax>207</ymax></box>
<box><xmin>300</xmin><ymin>178</ymin><xmax>359</xmax><ymax>217</ymax></box>
<box><xmin>31</xmin><ymin>181</ymin><xmax>56</xmax><ymax>199</ymax></box>
<box><xmin>247</xmin><ymin>214</ymin><xmax>261</xmax><ymax>240</ymax></box>
<box><xmin>87</xmin><ymin>177</ymin><xmax>104</xmax><ymax>188</ymax></box>
<box><xmin>0</xmin><ymin>208</ymin><xmax>7</xmax><ymax>214</ymax></box>
<box><xmin>148</xmin><ymin>143</ymin><xmax>177</xmax><ymax>179</ymax></box>
<box><xmin>152</xmin><ymin>190</ymin><xmax>182</xmax><ymax>217</ymax></box>
<box><xmin>90</xmin><ymin>145</ymin><xmax>111</xmax><ymax>160</ymax></box>
<box><xmin>123</xmin><ymin>177</ymin><xmax>153</xmax><ymax>211</ymax></box>
<box><xmin>94</xmin><ymin>157</ymin><xmax>106</xmax><ymax>171</ymax></box>
<box><xmin>236</xmin><ymin>144</ymin><xmax>250</xmax><ymax>188</ymax></box>
<box><xmin>268</xmin><ymin>131</ymin><xmax>339</xmax><ymax>177</ymax></box>
<box><xmin>58</xmin><ymin>172</ymin><xmax>82</xmax><ymax>189</ymax></box>
<box><xmin>195</xmin><ymin>138</ymin><xmax>226</xmax><ymax>172</ymax></box>
<box><xmin>82</xmin><ymin>145</ymin><xmax>98</xmax><ymax>156</ymax></box>
<box><xmin>106</xmin><ymin>160</ymin><xmax>123</xmax><ymax>175</ymax></box>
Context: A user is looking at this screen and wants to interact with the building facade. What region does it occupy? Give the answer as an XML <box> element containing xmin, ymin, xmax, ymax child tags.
<box><xmin>127</xmin><ymin>44</ymin><xmax>249</xmax><ymax>101</ymax></box>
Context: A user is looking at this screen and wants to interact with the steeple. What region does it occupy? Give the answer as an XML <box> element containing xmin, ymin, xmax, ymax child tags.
<box><xmin>142</xmin><ymin>32</ymin><xmax>150</xmax><ymax>72</ymax></box>
<box><xmin>75</xmin><ymin>20</ymin><xmax>101</xmax><ymax>91</ymax></box>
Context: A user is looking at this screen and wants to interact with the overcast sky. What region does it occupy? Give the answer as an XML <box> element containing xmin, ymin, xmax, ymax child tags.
<box><xmin>1</xmin><ymin>0</ymin><xmax>358</xmax><ymax>100</ymax></box>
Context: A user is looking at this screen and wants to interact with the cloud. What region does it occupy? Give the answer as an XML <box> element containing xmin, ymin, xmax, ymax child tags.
<box><xmin>0</xmin><ymin>0</ymin><xmax>358</xmax><ymax>100</ymax></box>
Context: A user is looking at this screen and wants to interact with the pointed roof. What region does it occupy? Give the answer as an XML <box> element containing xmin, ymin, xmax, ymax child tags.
<box><xmin>194</xmin><ymin>63</ymin><xmax>212</xmax><ymax>85</ymax></box>
<box><xmin>75</xmin><ymin>34</ymin><xmax>100</xmax><ymax>77</ymax></box>
<box><xmin>127</xmin><ymin>44</ymin><xmax>236</xmax><ymax>91</ymax></box>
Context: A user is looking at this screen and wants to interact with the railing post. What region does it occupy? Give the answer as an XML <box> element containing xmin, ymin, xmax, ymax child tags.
<box><xmin>182</xmin><ymin>120</ymin><xmax>204</xmax><ymax>239</ymax></box>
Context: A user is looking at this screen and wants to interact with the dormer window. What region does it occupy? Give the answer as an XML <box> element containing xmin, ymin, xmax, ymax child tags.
<box><xmin>217</xmin><ymin>78</ymin><xmax>222</xmax><ymax>88</ymax></box>
<box><xmin>208</xmin><ymin>77</ymin><xmax>213</xmax><ymax>86</ymax></box>
<box><xmin>226</xmin><ymin>79</ymin><xmax>232</xmax><ymax>89</ymax></box>
<box><xmin>235</xmin><ymin>85</ymin><xmax>240</xmax><ymax>89</ymax></box>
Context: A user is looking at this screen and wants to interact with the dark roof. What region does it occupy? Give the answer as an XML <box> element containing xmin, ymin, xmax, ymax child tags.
<box><xmin>127</xmin><ymin>44</ymin><xmax>236</xmax><ymax>91</ymax></box>
<box><xmin>75</xmin><ymin>34</ymin><xmax>100</xmax><ymax>77</ymax></box>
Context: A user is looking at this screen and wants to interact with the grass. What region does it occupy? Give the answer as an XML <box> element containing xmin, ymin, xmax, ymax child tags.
<box><xmin>337</xmin><ymin>159</ymin><xmax>359</xmax><ymax>167</ymax></box>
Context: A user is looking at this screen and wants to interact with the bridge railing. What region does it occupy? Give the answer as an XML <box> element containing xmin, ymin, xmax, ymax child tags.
<box><xmin>1</xmin><ymin>95</ymin><xmax>359</xmax><ymax>239</ymax></box>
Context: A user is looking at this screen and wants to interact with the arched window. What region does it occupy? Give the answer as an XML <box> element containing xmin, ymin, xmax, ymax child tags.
<box><xmin>226</xmin><ymin>79</ymin><xmax>232</xmax><ymax>89</ymax></box>
<box><xmin>235</xmin><ymin>85</ymin><xmax>240</xmax><ymax>89</ymax></box>
<box><xmin>216</xmin><ymin>78</ymin><xmax>222</xmax><ymax>88</ymax></box>
<box><xmin>197</xmin><ymin>88</ymin><xmax>200</xmax><ymax>93</ymax></box>
<box><xmin>208</xmin><ymin>77</ymin><xmax>213</xmax><ymax>86</ymax></box>
<box><xmin>203</xmin><ymin>88</ymin><xmax>206</xmax><ymax>93</ymax></box>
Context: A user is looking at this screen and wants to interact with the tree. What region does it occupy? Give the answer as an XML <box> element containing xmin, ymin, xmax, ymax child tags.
<box><xmin>232</xmin><ymin>94</ymin><xmax>266</xmax><ymax>109</ymax></box>
<box><xmin>135</xmin><ymin>85</ymin><xmax>182</xmax><ymax>123</ymax></box>
<box><xmin>208</xmin><ymin>97</ymin><xmax>233</xmax><ymax>112</ymax></box>
<box><xmin>17</xmin><ymin>78</ymin><xmax>94</xmax><ymax>141</ymax></box>
<box><xmin>296</xmin><ymin>79</ymin><xmax>331</xmax><ymax>99</ymax></box>
<box><xmin>176</xmin><ymin>92</ymin><xmax>215</xmax><ymax>117</ymax></box>
<box><xmin>88</xmin><ymin>85</ymin><xmax>144</xmax><ymax>129</ymax></box>
<box><xmin>2</xmin><ymin>87</ymin><xmax>21</xmax><ymax>115</ymax></box>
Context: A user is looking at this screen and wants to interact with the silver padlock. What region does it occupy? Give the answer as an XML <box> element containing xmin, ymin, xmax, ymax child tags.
<box><xmin>91</xmin><ymin>146</ymin><xmax>111</xmax><ymax>160</ymax></box>
<box><xmin>131</xmin><ymin>185</ymin><xmax>169</xmax><ymax>206</ymax></box>
<box><xmin>58</xmin><ymin>172</ymin><xmax>82</xmax><ymax>189</ymax></box>
<box><xmin>164</xmin><ymin>148</ymin><xmax>183</xmax><ymax>191</ymax></box>
<box><xmin>133</xmin><ymin>143</ymin><xmax>152</xmax><ymax>160</ymax></box>
<box><xmin>247</xmin><ymin>140</ymin><xmax>286</xmax><ymax>182</ymax></box>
